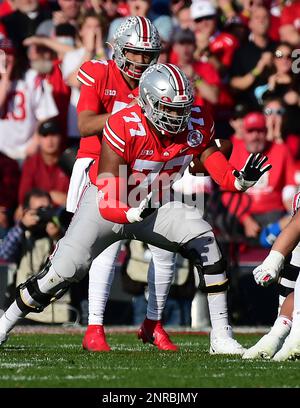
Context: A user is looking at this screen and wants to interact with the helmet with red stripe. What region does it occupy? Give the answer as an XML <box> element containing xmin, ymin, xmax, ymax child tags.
<box><xmin>139</xmin><ymin>63</ymin><xmax>194</xmax><ymax>135</ymax></box>
<box><xmin>113</xmin><ymin>16</ymin><xmax>161</xmax><ymax>79</ymax></box>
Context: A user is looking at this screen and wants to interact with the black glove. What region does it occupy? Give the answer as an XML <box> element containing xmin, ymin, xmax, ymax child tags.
<box><xmin>233</xmin><ymin>153</ymin><xmax>272</xmax><ymax>191</ymax></box>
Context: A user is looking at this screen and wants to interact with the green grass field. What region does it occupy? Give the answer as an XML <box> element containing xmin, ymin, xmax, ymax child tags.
<box><xmin>0</xmin><ymin>331</ymin><xmax>300</xmax><ymax>388</ymax></box>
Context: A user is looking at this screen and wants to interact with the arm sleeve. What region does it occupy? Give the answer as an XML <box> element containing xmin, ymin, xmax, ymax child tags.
<box><xmin>203</xmin><ymin>150</ymin><xmax>239</xmax><ymax>191</ymax></box>
<box><xmin>97</xmin><ymin>116</ymin><xmax>131</xmax><ymax>223</ymax></box>
<box><xmin>97</xmin><ymin>173</ymin><xmax>130</xmax><ymax>224</ymax></box>
<box><xmin>97</xmin><ymin>114</ymin><xmax>129</xmax><ymax>224</ymax></box>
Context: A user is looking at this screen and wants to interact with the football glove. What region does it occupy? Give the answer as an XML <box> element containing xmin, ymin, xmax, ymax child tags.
<box><xmin>253</xmin><ymin>250</ymin><xmax>285</xmax><ymax>287</ymax></box>
<box><xmin>233</xmin><ymin>153</ymin><xmax>272</xmax><ymax>192</ymax></box>
<box><xmin>125</xmin><ymin>192</ymin><xmax>154</xmax><ymax>223</ymax></box>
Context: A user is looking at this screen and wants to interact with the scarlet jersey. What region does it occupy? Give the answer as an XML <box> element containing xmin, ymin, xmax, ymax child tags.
<box><xmin>102</xmin><ymin>104</ymin><xmax>215</xmax><ymax>198</ymax></box>
<box><xmin>76</xmin><ymin>59</ymin><xmax>139</xmax><ymax>160</ymax></box>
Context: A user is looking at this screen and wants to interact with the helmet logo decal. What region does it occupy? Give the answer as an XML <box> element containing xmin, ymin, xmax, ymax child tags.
<box><xmin>187</xmin><ymin>130</ymin><xmax>203</xmax><ymax>147</ymax></box>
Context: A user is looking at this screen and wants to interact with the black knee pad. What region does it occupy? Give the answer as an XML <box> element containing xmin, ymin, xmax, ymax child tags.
<box><xmin>180</xmin><ymin>246</ymin><xmax>228</xmax><ymax>293</ymax></box>
<box><xmin>278</xmin><ymin>262</ymin><xmax>299</xmax><ymax>299</ymax></box>
<box><xmin>16</xmin><ymin>262</ymin><xmax>70</xmax><ymax>313</ymax></box>
<box><xmin>200</xmin><ymin>259</ymin><xmax>229</xmax><ymax>294</ymax></box>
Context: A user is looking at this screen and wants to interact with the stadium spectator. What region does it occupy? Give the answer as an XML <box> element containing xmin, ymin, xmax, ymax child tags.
<box><xmin>170</xmin><ymin>28</ymin><xmax>220</xmax><ymax>107</ymax></box>
<box><xmin>0</xmin><ymin>188</ymin><xmax>68</xmax><ymax>323</ymax></box>
<box><xmin>171</xmin><ymin>1</ymin><xmax>194</xmax><ymax>31</ymax></box>
<box><xmin>228</xmin><ymin>102</ymin><xmax>249</xmax><ymax>147</ymax></box>
<box><xmin>0</xmin><ymin>152</ymin><xmax>20</xmax><ymax>238</ymax></box>
<box><xmin>36</xmin><ymin>0</ymin><xmax>83</xmax><ymax>37</ymax></box>
<box><xmin>96</xmin><ymin>0</ymin><xmax>123</xmax><ymax>41</ymax></box>
<box><xmin>255</xmin><ymin>42</ymin><xmax>300</xmax><ymax>107</ymax></box>
<box><xmin>0</xmin><ymin>38</ymin><xmax>58</xmax><ymax>160</ymax></box>
<box><xmin>154</xmin><ymin>15</ymin><xmax>174</xmax><ymax>64</ymax></box>
<box><xmin>262</xmin><ymin>96</ymin><xmax>286</xmax><ymax>143</ymax></box>
<box><xmin>230</xmin><ymin>6</ymin><xmax>276</xmax><ymax>108</ymax></box>
<box><xmin>222</xmin><ymin>111</ymin><xmax>297</xmax><ymax>242</ymax></box>
<box><xmin>26</xmin><ymin>40</ymin><xmax>71</xmax><ymax>139</ymax></box>
<box><xmin>0</xmin><ymin>0</ymin><xmax>15</xmax><ymax>18</ymax></box>
<box><xmin>61</xmin><ymin>9</ymin><xmax>105</xmax><ymax>143</ymax></box>
<box><xmin>18</xmin><ymin>118</ymin><xmax>70</xmax><ymax>207</ymax></box>
<box><xmin>189</xmin><ymin>0</ymin><xmax>239</xmax><ymax>137</ymax></box>
<box><xmin>279</xmin><ymin>0</ymin><xmax>300</xmax><ymax>46</ymax></box>
<box><xmin>261</xmin><ymin>95</ymin><xmax>300</xmax><ymax>172</ymax></box>
<box><xmin>191</xmin><ymin>0</ymin><xmax>239</xmax><ymax>72</ymax></box>
<box><xmin>23</xmin><ymin>24</ymin><xmax>77</xmax><ymax>61</ymax></box>
<box><xmin>1</xmin><ymin>0</ymin><xmax>51</xmax><ymax>49</ymax></box>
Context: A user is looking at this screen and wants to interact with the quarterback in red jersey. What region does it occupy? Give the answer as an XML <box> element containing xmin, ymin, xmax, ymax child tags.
<box><xmin>69</xmin><ymin>17</ymin><xmax>182</xmax><ymax>353</ymax></box>
<box><xmin>0</xmin><ymin>64</ymin><xmax>271</xmax><ymax>354</ymax></box>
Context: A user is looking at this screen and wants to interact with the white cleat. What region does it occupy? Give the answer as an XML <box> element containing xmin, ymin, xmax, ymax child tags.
<box><xmin>273</xmin><ymin>331</ymin><xmax>300</xmax><ymax>361</ymax></box>
<box><xmin>0</xmin><ymin>332</ymin><xmax>8</xmax><ymax>346</ymax></box>
<box><xmin>210</xmin><ymin>325</ymin><xmax>245</xmax><ymax>355</ymax></box>
<box><xmin>243</xmin><ymin>333</ymin><xmax>285</xmax><ymax>360</ymax></box>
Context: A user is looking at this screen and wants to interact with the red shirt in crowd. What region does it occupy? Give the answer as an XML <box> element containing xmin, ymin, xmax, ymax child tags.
<box><xmin>222</xmin><ymin>140</ymin><xmax>297</xmax><ymax>221</ymax></box>
<box><xmin>192</xmin><ymin>61</ymin><xmax>221</xmax><ymax>110</ymax></box>
<box><xmin>281</xmin><ymin>0</ymin><xmax>300</xmax><ymax>29</ymax></box>
<box><xmin>18</xmin><ymin>152</ymin><xmax>70</xmax><ymax>205</ymax></box>
<box><xmin>0</xmin><ymin>153</ymin><xmax>20</xmax><ymax>210</ymax></box>
<box><xmin>44</xmin><ymin>60</ymin><xmax>71</xmax><ymax>145</ymax></box>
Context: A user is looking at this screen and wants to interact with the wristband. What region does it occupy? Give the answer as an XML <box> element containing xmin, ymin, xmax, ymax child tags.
<box><xmin>251</xmin><ymin>67</ymin><xmax>260</xmax><ymax>77</ymax></box>
<box><xmin>263</xmin><ymin>250</ymin><xmax>285</xmax><ymax>270</ymax></box>
<box><xmin>195</xmin><ymin>77</ymin><xmax>203</xmax><ymax>87</ymax></box>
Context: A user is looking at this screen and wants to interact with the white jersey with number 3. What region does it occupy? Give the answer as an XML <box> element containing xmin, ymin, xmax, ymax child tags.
<box><xmin>0</xmin><ymin>69</ymin><xmax>58</xmax><ymax>160</ymax></box>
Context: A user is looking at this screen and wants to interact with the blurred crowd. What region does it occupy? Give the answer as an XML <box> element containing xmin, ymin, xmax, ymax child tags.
<box><xmin>1</xmin><ymin>0</ymin><xmax>300</xmax><ymax>325</ymax></box>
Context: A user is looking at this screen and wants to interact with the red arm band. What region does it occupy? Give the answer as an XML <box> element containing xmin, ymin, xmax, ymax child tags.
<box><xmin>97</xmin><ymin>176</ymin><xmax>130</xmax><ymax>224</ymax></box>
<box><xmin>203</xmin><ymin>150</ymin><xmax>238</xmax><ymax>191</ymax></box>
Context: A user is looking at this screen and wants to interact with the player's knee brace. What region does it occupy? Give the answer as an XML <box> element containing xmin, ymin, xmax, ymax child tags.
<box><xmin>278</xmin><ymin>262</ymin><xmax>299</xmax><ymax>303</ymax></box>
<box><xmin>15</xmin><ymin>261</ymin><xmax>69</xmax><ymax>314</ymax></box>
<box><xmin>200</xmin><ymin>260</ymin><xmax>229</xmax><ymax>293</ymax></box>
<box><xmin>180</xmin><ymin>247</ymin><xmax>228</xmax><ymax>293</ymax></box>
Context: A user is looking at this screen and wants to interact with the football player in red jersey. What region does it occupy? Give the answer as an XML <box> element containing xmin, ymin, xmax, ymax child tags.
<box><xmin>0</xmin><ymin>64</ymin><xmax>271</xmax><ymax>354</ymax></box>
<box><xmin>68</xmin><ymin>16</ymin><xmax>180</xmax><ymax>352</ymax></box>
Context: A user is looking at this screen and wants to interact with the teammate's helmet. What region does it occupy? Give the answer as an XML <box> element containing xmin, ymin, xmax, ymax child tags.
<box><xmin>139</xmin><ymin>63</ymin><xmax>194</xmax><ymax>135</ymax></box>
<box><xmin>113</xmin><ymin>16</ymin><xmax>161</xmax><ymax>80</ymax></box>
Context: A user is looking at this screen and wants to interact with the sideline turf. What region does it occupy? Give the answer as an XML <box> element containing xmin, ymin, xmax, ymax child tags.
<box><xmin>0</xmin><ymin>333</ymin><xmax>299</xmax><ymax>388</ymax></box>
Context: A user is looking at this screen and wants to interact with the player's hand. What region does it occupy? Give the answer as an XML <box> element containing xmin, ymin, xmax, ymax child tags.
<box><xmin>233</xmin><ymin>153</ymin><xmax>272</xmax><ymax>191</ymax></box>
<box><xmin>253</xmin><ymin>250</ymin><xmax>285</xmax><ymax>287</ymax></box>
<box><xmin>126</xmin><ymin>192</ymin><xmax>154</xmax><ymax>223</ymax></box>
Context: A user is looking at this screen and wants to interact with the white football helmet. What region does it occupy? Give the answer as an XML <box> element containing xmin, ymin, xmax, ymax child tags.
<box><xmin>139</xmin><ymin>63</ymin><xmax>194</xmax><ymax>135</ymax></box>
<box><xmin>113</xmin><ymin>16</ymin><xmax>161</xmax><ymax>79</ymax></box>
